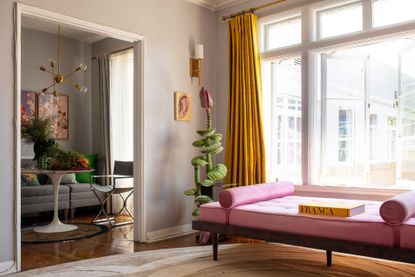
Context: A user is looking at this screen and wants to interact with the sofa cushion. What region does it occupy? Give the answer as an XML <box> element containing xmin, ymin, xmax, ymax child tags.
<box><xmin>67</xmin><ymin>183</ymin><xmax>93</xmax><ymax>193</ymax></box>
<box><xmin>200</xmin><ymin>202</ymin><xmax>228</xmax><ymax>224</ymax></box>
<box><xmin>219</xmin><ymin>182</ymin><xmax>294</xmax><ymax>209</ymax></box>
<box><xmin>380</xmin><ymin>191</ymin><xmax>415</xmax><ymax>225</ymax></box>
<box><xmin>21</xmin><ymin>184</ymin><xmax>69</xmax><ymax>197</ymax></box>
<box><xmin>21</xmin><ymin>173</ymin><xmax>40</xmax><ymax>186</ymax></box>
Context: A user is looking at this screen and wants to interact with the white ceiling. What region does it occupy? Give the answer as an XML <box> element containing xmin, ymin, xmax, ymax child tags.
<box><xmin>186</xmin><ymin>0</ymin><xmax>248</xmax><ymax>11</ymax></box>
<box><xmin>21</xmin><ymin>15</ymin><xmax>106</xmax><ymax>43</ymax></box>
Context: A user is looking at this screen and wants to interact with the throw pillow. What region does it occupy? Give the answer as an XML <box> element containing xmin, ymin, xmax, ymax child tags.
<box><xmin>61</xmin><ymin>173</ymin><xmax>78</xmax><ymax>184</ymax></box>
<box><xmin>21</xmin><ymin>173</ymin><xmax>40</xmax><ymax>186</ymax></box>
<box><xmin>76</xmin><ymin>153</ymin><xmax>98</xmax><ymax>183</ymax></box>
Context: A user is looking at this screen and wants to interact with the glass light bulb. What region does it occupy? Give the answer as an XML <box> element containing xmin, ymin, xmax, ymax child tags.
<box><xmin>49</xmin><ymin>57</ymin><xmax>56</xmax><ymax>66</ymax></box>
<box><xmin>79</xmin><ymin>63</ymin><xmax>87</xmax><ymax>70</ymax></box>
<box><xmin>81</xmin><ymin>86</ymin><xmax>88</xmax><ymax>93</ymax></box>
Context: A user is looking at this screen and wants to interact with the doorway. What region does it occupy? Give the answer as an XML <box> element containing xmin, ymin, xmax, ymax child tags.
<box><xmin>14</xmin><ymin>3</ymin><xmax>146</xmax><ymax>271</ymax></box>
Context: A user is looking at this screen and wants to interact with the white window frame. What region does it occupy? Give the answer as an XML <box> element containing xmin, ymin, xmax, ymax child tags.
<box><xmin>260</xmin><ymin>0</ymin><xmax>415</xmax><ymax>186</ymax></box>
<box><xmin>315</xmin><ymin>0</ymin><xmax>364</xmax><ymax>40</ymax></box>
<box><xmin>263</xmin><ymin>15</ymin><xmax>302</xmax><ymax>52</ymax></box>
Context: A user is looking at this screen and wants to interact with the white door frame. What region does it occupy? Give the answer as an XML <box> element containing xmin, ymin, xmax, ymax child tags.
<box><xmin>14</xmin><ymin>3</ymin><xmax>147</xmax><ymax>272</ymax></box>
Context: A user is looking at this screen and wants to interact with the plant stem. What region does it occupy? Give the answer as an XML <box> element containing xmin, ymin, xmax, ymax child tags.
<box><xmin>206</xmin><ymin>109</ymin><xmax>212</xmax><ymax>130</ymax></box>
<box><xmin>194</xmin><ymin>166</ymin><xmax>201</xmax><ymax>196</ymax></box>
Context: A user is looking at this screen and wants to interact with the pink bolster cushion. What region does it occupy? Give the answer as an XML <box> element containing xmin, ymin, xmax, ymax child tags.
<box><xmin>380</xmin><ymin>191</ymin><xmax>415</xmax><ymax>225</ymax></box>
<box><xmin>219</xmin><ymin>181</ymin><xmax>294</xmax><ymax>209</ymax></box>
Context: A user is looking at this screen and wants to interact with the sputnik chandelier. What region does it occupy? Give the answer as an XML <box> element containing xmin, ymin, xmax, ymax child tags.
<box><xmin>37</xmin><ymin>25</ymin><xmax>88</xmax><ymax>96</ymax></box>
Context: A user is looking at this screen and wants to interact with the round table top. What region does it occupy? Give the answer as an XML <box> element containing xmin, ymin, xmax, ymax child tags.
<box><xmin>21</xmin><ymin>168</ymin><xmax>94</xmax><ymax>174</ymax></box>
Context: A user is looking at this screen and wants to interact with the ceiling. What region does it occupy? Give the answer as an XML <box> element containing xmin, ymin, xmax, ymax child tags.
<box><xmin>186</xmin><ymin>0</ymin><xmax>248</xmax><ymax>11</ymax></box>
<box><xmin>22</xmin><ymin>15</ymin><xmax>106</xmax><ymax>43</ymax></box>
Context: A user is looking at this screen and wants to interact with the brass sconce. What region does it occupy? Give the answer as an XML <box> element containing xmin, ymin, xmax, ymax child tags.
<box><xmin>190</xmin><ymin>44</ymin><xmax>204</xmax><ymax>85</ymax></box>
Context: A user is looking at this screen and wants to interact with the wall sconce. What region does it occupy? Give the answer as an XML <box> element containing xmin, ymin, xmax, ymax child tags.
<box><xmin>190</xmin><ymin>44</ymin><xmax>204</xmax><ymax>85</ymax></box>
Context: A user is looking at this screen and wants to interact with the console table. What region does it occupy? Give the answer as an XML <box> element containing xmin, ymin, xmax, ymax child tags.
<box><xmin>21</xmin><ymin>168</ymin><xmax>92</xmax><ymax>233</ymax></box>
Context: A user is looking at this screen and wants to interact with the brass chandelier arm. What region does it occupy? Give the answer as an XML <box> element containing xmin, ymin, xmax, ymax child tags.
<box><xmin>39</xmin><ymin>67</ymin><xmax>54</xmax><ymax>76</ymax></box>
<box><xmin>63</xmin><ymin>67</ymin><xmax>81</xmax><ymax>80</ymax></box>
<box><xmin>41</xmin><ymin>82</ymin><xmax>56</xmax><ymax>93</ymax></box>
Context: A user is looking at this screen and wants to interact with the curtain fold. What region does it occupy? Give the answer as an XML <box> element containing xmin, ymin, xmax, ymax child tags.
<box><xmin>97</xmin><ymin>54</ymin><xmax>112</xmax><ymax>180</ymax></box>
<box><xmin>225</xmin><ymin>13</ymin><xmax>266</xmax><ymax>186</ymax></box>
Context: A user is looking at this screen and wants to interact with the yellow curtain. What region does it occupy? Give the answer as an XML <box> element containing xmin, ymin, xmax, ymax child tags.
<box><xmin>224</xmin><ymin>13</ymin><xmax>266</xmax><ymax>186</ymax></box>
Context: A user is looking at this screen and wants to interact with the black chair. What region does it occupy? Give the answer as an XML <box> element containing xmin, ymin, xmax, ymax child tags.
<box><xmin>90</xmin><ymin>161</ymin><xmax>134</xmax><ymax>226</ymax></box>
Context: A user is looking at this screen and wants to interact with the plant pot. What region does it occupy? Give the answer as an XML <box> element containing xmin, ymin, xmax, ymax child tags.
<box><xmin>36</xmin><ymin>155</ymin><xmax>48</xmax><ymax>169</ymax></box>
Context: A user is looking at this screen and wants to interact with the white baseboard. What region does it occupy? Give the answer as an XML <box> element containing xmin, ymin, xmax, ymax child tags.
<box><xmin>146</xmin><ymin>223</ymin><xmax>196</xmax><ymax>242</ymax></box>
<box><xmin>0</xmin><ymin>261</ymin><xmax>16</xmax><ymax>276</ymax></box>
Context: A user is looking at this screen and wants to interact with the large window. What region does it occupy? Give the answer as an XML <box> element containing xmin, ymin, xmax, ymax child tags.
<box><xmin>264</xmin><ymin>16</ymin><xmax>301</xmax><ymax>50</ymax></box>
<box><xmin>260</xmin><ymin>0</ymin><xmax>415</xmax><ymax>189</ymax></box>
<box><xmin>263</xmin><ymin>58</ymin><xmax>301</xmax><ymax>184</ymax></box>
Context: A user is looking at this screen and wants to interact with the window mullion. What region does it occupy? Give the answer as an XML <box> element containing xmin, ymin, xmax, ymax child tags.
<box><xmin>362</xmin><ymin>0</ymin><xmax>373</xmax><ymax>31</ymax></box>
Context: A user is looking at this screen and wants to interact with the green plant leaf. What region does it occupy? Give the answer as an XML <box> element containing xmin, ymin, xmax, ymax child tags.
<box><xmin>200</xmin><ymin>179</ymin><xmax>214</xmax><ymax>187</ymax></box>
<box><xmin>195</xmin><ymin>195</ymin><xmax>213</xmax><ymax>205</ymax></box>
<box><xmin>208</xmin><ymin>133</ymin><xmax>223</xmax><ymax>142</ymax></box>
<box><xmin>212</xmin><ymin>146</ymin><xmax>224</xmax><ymax>155</ymax></box>
<box><xmin>207</xmin><ymin>164</ymin><xmax>228</xmax><ymax>182</ymax></box>
<box><xmin>192</xmin><ymin>208</ymin><xmax>200</xmax><ymax>216</ymax></box>
<box><xmin>201</xmin><ymin>142</ymin><xmax>221</xmax><ymax>154</ymax></box>
<box><xmin>197</xmin><ymin>129</ymin><xmax>215</xmax><ymax>137</ymax></box>
<box><xmin>184</xmin><ymin>188</ymin><xmax>196</xmax><ymax>196</ymax></box>
<box><xmin>191</xmin><ymin>156</ymin><xmax>208</xmax><ymax>167</ymax></box>
<box><xmin>192</xmin><ymin>139</ymin><xmax>205</xmax><ymax>147</ymax></box>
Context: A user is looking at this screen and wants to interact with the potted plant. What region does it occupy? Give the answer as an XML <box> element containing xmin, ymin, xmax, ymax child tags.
<box><xmin>21</xmin><ymin>117</ymin><xmax>57</xmax><ymax>168</ymax></box>
<box><xmin>184</xmin><ymin>88</ymin><xmax>228</xmax><ymax>217</ymax></box>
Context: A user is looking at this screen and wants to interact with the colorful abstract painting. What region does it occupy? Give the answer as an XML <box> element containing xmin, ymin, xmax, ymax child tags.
<box><xmin>38</xmin><ymin>94</ymin><xmax>69</xmax><ymax>140</ymax></box>
<box><xmin>21</xmin><ymin>91</ymin><xmax>37</xmax><ymax>122</ymax></box>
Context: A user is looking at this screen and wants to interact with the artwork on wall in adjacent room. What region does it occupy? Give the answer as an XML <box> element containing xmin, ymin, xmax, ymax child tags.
<box><xmin>174</xmin><ymin>92</ymin><xmax>192</xmax><ymax>121</ymax></box>
<box><xmin>21</xmin><ymin>91</ymin><xmax>37</xmax><ymax>122</ymax></box>
<box><xmin>38</xmin><ymin>94</ymin><xmax>69</xmax><ymax>140</ymax></box>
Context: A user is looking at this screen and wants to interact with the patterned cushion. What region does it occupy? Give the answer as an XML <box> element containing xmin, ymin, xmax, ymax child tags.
<box><xmin>21</xmin><ymin>173</ymin><xmax>40</xmax><ymax>186</ymax></box>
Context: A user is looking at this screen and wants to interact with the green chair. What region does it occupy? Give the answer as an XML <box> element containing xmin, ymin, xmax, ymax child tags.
<box><xmin>90</xmin><ymin>161</ymin><xmax>134</xmax><ymax>226</ymax></box>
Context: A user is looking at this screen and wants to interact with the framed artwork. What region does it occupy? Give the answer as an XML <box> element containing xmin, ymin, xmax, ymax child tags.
<box><xmin>21</xmin><ymin>91</ymin><xmax>37</xmax><ymax>122</ymax></box>
<box><xmin>38</xmin><ymin>94</ymin><xmax>69</xmax><ymax>140</ymax></box>
<box><xmin>174</xmin><ymin>92</ymin><xmax>192</xmax><ymax>121</ymax></box>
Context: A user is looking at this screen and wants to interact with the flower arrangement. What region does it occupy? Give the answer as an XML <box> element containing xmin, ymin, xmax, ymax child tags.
<box><xmin>184</xmin><ymin>87</ymin><xmax>228</xmax><ymax>217</ymax></box>
<box><xmin>21</xmin><ymin>116</ymin><xmax>90</xmax><ymax>170</ymax></box>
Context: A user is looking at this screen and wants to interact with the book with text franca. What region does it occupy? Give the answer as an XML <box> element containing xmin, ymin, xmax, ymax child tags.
<box><xmin>298</xmin><ymin>202</ymin><xmax>365</xmax><ymax>217</ymax></box>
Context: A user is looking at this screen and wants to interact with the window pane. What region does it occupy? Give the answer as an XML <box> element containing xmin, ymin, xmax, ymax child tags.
<box><xmin>373</xmin><ymin>0</ymin><xmax>415</xmax><ymax>27</ymax></box>
<box><xmin>316</xmin><ymin>38</ymin><xmax>415</xmax><ymax>189</ymax></box>
<box><xmin>267</xmin><ymin>17</ymin><xmax>301</xmax><ymax>50</ymax></box>
<box><xmin>319</xmin><ymin>4</ymin><xmax>362</xmax><ymax>39</ymax></box>
<box><xmin>265</xmin><ymin>58</ymin><xmax>302</xmax><ymax>184</ymax></box>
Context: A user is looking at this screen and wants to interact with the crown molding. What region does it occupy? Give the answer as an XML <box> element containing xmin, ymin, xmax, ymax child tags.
<box><xmin>185</xmin><ymin>0</ymin><xmax>248</xmax><ymax>11</ymax></box>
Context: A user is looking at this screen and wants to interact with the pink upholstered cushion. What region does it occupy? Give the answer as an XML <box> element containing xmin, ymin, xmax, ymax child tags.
<box><xmin>229</xmin><ymin>196</ymin><xmax>395</xmax><ymax>247</ymax></box>
<box><xmin>199</xmin><ymin>202</ymin><xmax>227</xmax><ymax>224</ymax></box>
<box><xmin>380</xmin><ymin>191</ymin><xmax>415</xmax><ymax>225</ymax></box>
<box><xmin>219</xmin><ymin>182</ymin><xmax>294</xmax><ymax>208</ymax></box>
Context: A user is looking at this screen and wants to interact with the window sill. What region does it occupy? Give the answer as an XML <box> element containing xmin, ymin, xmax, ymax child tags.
<box><xmin>294</xmin><ymin>185</ymin><xmax>410</xmax><ymax>201</ymax></box>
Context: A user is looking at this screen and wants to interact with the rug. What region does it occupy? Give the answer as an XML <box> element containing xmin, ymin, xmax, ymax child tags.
<box><xmin>13</xmin><ymin>243</ymin><xmax>415</xmax><ymax>276</ymax></box>
<box><xmin>22</xmin><ymin>224</ymin><xmax>108</xmax><ymax>244</ymax></box>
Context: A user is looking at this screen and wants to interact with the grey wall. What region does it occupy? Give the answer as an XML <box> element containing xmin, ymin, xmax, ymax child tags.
<box><xmin>0</xmin><ymin>0</ymin><xmax>216</xmax><ymax>264</ymax></box>
<box><xmin>90</xmin><ymin>38</ymin><xmax>133</xmax><ymax>154</ymax></box>
<box><xmin>21</xmin><ymin>27</ymin><xmax>92</xmax><ymax>157</ymax></box>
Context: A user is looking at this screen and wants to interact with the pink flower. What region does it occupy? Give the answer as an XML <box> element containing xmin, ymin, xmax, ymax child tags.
<box><xmin>199</xmin><ymin>87</ymin><xmax>213</xmax><ymax>109</ymax></box>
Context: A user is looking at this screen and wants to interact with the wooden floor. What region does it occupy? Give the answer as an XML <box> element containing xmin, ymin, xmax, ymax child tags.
<box><xmin>21</xmin><ymin>212</ymin><xmax>256</xmax><ymax>271</ymax></box>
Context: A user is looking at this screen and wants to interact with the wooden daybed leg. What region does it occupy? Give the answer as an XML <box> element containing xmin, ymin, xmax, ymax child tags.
<box><xmin>212</xmin><ymin>233</ymin><xmax>218</xmax><ymax>261</ymax></box>
<box><xmin>326</xmin><ymin>250</ymin><xmax>332</xmax><ymax>267</ymax></box>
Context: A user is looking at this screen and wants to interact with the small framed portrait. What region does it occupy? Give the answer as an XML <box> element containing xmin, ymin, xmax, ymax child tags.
<box><xmin>21</xmin><ymin>91</ymin><xmax>37</xmax><ymax>122</ymax></box>
<box><xmin>175</xmin><ymin>92</ymin><xmax>192</xmax><ymax>121</ymax></box>
<box><xmin>38</xmin><ymin>94</ymin><xmax>69</xmax><ymax>140</ymax></box>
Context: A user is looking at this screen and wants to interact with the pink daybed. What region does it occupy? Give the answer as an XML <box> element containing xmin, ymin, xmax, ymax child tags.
<box><xmin>192</xmin><ymin>182</ymin><xmax>415</xmax><ymax>266</ymax></box>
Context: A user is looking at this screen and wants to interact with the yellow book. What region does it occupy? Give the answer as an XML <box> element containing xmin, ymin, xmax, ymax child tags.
<box><xmin>298</xmin><ymin>202</ymin><xmax>365</xmax><ymax>217</ymax></box>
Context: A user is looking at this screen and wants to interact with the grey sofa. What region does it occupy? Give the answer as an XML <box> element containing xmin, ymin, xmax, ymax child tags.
<box><xmin>21</xmin><ymin>182</ymin><xmax>100</xmax><ymax>219</ymax></box>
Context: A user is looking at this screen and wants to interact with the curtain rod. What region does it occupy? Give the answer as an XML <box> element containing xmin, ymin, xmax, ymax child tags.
<box><xmin>91</xmin><ymin>46</ymin><xmax>133</xmax><ymax>61</ymax></box>
<box><xmin>222</xmin><ymin>0</ymin><xmax>286</xmax><ymax>21</ymax></box>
